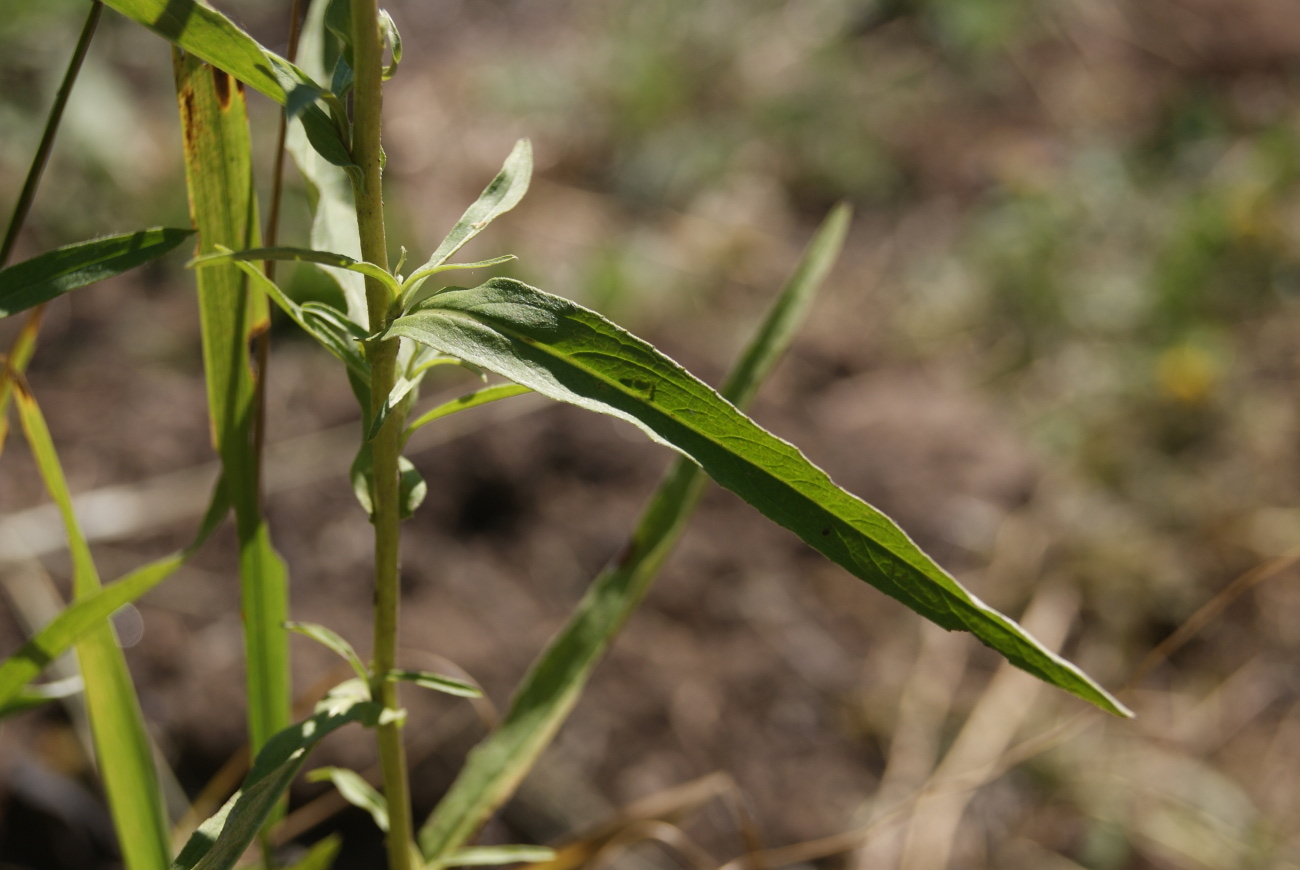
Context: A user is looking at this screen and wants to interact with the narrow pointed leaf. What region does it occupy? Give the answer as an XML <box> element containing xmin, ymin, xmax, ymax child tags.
<box><xmin>417</xmin><ymin>204</ymin><xmax>853</xmax><ymax>859</ymax></box>
<box><xmin>385</xmin><ymin>668</ymin><xmax>482</xmax><ymax>698</ymax></box>
<box><xmin>387</xmin><ymin>277</ymin><xmax>1129</xmax><ymax>718</ymax></box>
<box><xmin>402</xmin><ymin>140</ymin><xmax>532</xmax><ymax>305</ymax></box>
<box><xmin>445</xmin><ymin>847</ymin><xmax>556</xmax><ymax>867</ymax></box>
<box><xmin>287</xmin><ymin>622</ymin><xmax>369</xmax><ymax>684</ymax></box>
<box><xmin>402</xmin><ymin>255</ymin><xmax>518</xmax><ymax>309</ymax></box>
<box><xmin>0</xmin><ymin>228</ymin><xmax>193</xmax><ymax>318</ymax></box>
<box><xmin>100</xmin><ymin>0</ymin><xmax>355</xmax><ymax>173</ymax></box>
<box><xmin>171</xmin><ymin>696</ymin><xmax>383</xmax><ymax>870</ymax></box>
<box><xmin>0</xmin><ymin>476</ymin><xmax>230</xmax><ymax>711</ymax></box>
<box><xmin>177</xmin><ymin>54</ymin><xmax>291</xmax><ymax>763</ymax></box>
<box><xmin>196</xmin><ymin>253</ymin><xmax>368</xmax><ymax>379</ymax></box>
<box><xmin>14</xmin><ymin>381</ymin><xmax>171</xmax><ymax>870</ymax></box>
<box><xmin>190</xmin><ymin>246</ymin><xmax>399</xmax><ymax>297</ymax></box>
<box><xmin>404</xmin><ymin>384</ymin><xmax>532</xmax><ymax>441</ymax></box>
<box><xmin>307</xmin><ymin>766</ymin><xmax>389</xmax><ymax>831</ymax></box>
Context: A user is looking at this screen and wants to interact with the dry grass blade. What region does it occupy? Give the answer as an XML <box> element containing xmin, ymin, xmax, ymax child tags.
<box><xmin>898</xmin><ymin>583</ymin><xmax>1080</xmax><ymax>870</ymax></box>
<box><xmin>536</xmin><ymin>773</ymin><xmax>734</xmax><ymax>870</ymax></box>
<box><xmin>585</xmin><ymin>821</ymin><xmax>715</xmax><ymax>870</ymax></box>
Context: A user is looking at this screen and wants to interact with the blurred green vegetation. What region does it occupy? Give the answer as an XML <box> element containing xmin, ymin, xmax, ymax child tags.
<box><xmin>5</xmin><ymin>0</ymin><xmax>1300</xmax><ymax>864</ymax></box>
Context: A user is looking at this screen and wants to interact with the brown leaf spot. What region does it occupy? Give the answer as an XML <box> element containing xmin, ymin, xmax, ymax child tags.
<box><xmin>212</xmin><ymin>68</ymin><xmax>232</xmax><ymax>109</ymax></box>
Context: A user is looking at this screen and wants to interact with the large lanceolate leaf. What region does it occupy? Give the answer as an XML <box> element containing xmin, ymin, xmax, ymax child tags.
<box><xmin>176</xmin><ymin>54</ymin><xmax>291</xmax><ymax>763</ymax></box>
<box><xmin>100</xmin><ymin>0</ymin><xmax>354</xmax><ymax>173</ymax></box>
<box><xmin>0</xmin><ymin>228</ymin><xmax>193</xmax><ymax>318</ymax></box>
<box><xmin>171</xmin><ymin>692</ymin><xmax>383</xmax><ymax>870</ymax></box>
<box><xmin>13</xmin><ymin>381</ymin><xmax>171</xmax><ymax>870</ymax></box>
<box><xmin>0</xmin><ymin>476</ymin><xmax>230</xmax><ymax>712</ymax></box>
<box><xmin>417</xmin><ymin>204</ymin><xmax>853</xmax><ymax>860</ymax></box>
<box><xmin>386</xmin><ymin>280</ymin><xmax>1131</xmax><ymax>718</ymax></box>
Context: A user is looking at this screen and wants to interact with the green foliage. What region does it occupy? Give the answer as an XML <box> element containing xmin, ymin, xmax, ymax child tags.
<box><xmin>0</xmin><ymin>2</ymin><xmax>1135</xmax><ymax>868</ymax></box>
<box><xmin>0</xmin><ymin>228</ymin><xmax>193</xmax><ymax>317</ymax></box>
<box><xmin>175</xmin><ymin>51</ymin><xmax>291</xmax><ymax>761</ymax></box>
<box><xmin>171</xmin><ymin>689</ymin><xmax>383</xmax><ymax>870</ymax></box>
<box><xmin>418</xmin><ymin>202</ymin><xmax>855</xmax><ymax>861</ymax></box>
<box><xmin>13</xmin><ymin>383</ymin><xmax>171</xmax><ymax>870</ymax></box>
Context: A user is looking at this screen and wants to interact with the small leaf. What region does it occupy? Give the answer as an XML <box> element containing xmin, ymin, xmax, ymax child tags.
<box><xmin>352</xmin><ymin>448</ymin><xmax>426</xmax><ymax>520</ymax></box>
<box><xmin>404</xmin><ymin>384</ymin><xmax>532</xmax><ymax>442</ymax></box>
<box><xmin>400</xmin><ymin>458</ymin><xmax>428</xmax><ymax>519</ymax></box>
<box><xmin>0</xmin><ymin>228</ymin><xmax>193</xmax><ymax>318</ymax></box>
<box><xmin>401</xmin><ymin>140</ymin><xmax>532</xmax><ymax>305</ymax></box>
<box><xmin>379</xmin><ymin>9</ymin><xmax>402</xmax><ymax>80</ymax></box>
<box><xmin>386</xmin><ymin>668</ymin><xmax>482</xmax><ymax>698</ymax></box>
<box><xmin>190</xmin><ymin>246</ymin><xmax>400</xmax><ymax>297</ymax></box>
<box><xmin>386</xmin><ymin>278</ymin><xmax>1130</xmax><ymax>717</ymax></box>
<box><xmin>307</xmin><ymin>766</ymin><xmax>388</xmax><ymax>832</ymax></box>
<box><xmin>444</xmin><ymin>846</ymin><xmax>556</xmax><ymax>867</ymax></box>
<box><xmin>286</xmin><ymin>622</ymin><xmax>369</xmax><ymax>684</ymax></box>
<box><xmin>330</xmin><ymin>56</ymin><xmax>354</xmax><ymax>99</ymax></box>
<box><xmin>201</xmin><ymin>252</ymin><xmax>369</xmax><ymax>379</ymax></box>
<box><xmin>402</xmin><ymin>255</ymin><xmax>519</xmax><ymax>309</ymax></box>
<box><xmin>171</xmin><ymin>696</ymin><xmax>383</xmax><ymax>870</ymax></box>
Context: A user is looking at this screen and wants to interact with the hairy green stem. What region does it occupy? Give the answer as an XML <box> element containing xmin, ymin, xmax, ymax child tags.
<box><xmin>350</xmin><ymin>1</ymin><xmax>413</xmax><ymax>868</ymax></box>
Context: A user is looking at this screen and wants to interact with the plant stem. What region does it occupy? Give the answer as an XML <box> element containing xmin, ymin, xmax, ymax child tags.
<box><xmin>1</xmin><ymin>2</ymin><xmax>102</xmax><ymax>267</ymax></box>
<box><xmin>350</xmin><ymin>1</ymin><xmax>414</xmax><ymax>868</ymax></box>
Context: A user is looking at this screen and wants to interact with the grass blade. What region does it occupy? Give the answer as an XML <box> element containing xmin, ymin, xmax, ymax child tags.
<box><xmin>417</xmin><ymin>205</ymin><xmax>854</xmax><ymax>858</ymax></box>
<box><xmin>0</xmin><ymin>476</ymin><xmax>230</xmax><ymax>710</ymax></box>
<box><xmin>171</xmin><ymin>694</ymin><xmax>383</xmax><ymax>870</ymax></box>
<box><xmin>400</xmin><ymin>140</ymin><xmax>532</xmax><ymax>306</ymax></box>
<box><xmin>0</xmin><ymin>228</ymin><xmax>194</xmax><ymax>318</ymax></box>
<box><xmin>176</xmin><ymin>54</ymin><xmax>292</xmax><ymax>763</ymax></box>
<box><xmin>387</xmin><ymin>272</ymin><xmax>1129</xmax><ymax>719</ymax></box>
<box><xmin>13</xmin><ymin>380</ymin><xmax>170</xmax><ymax>870</ymax></box>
